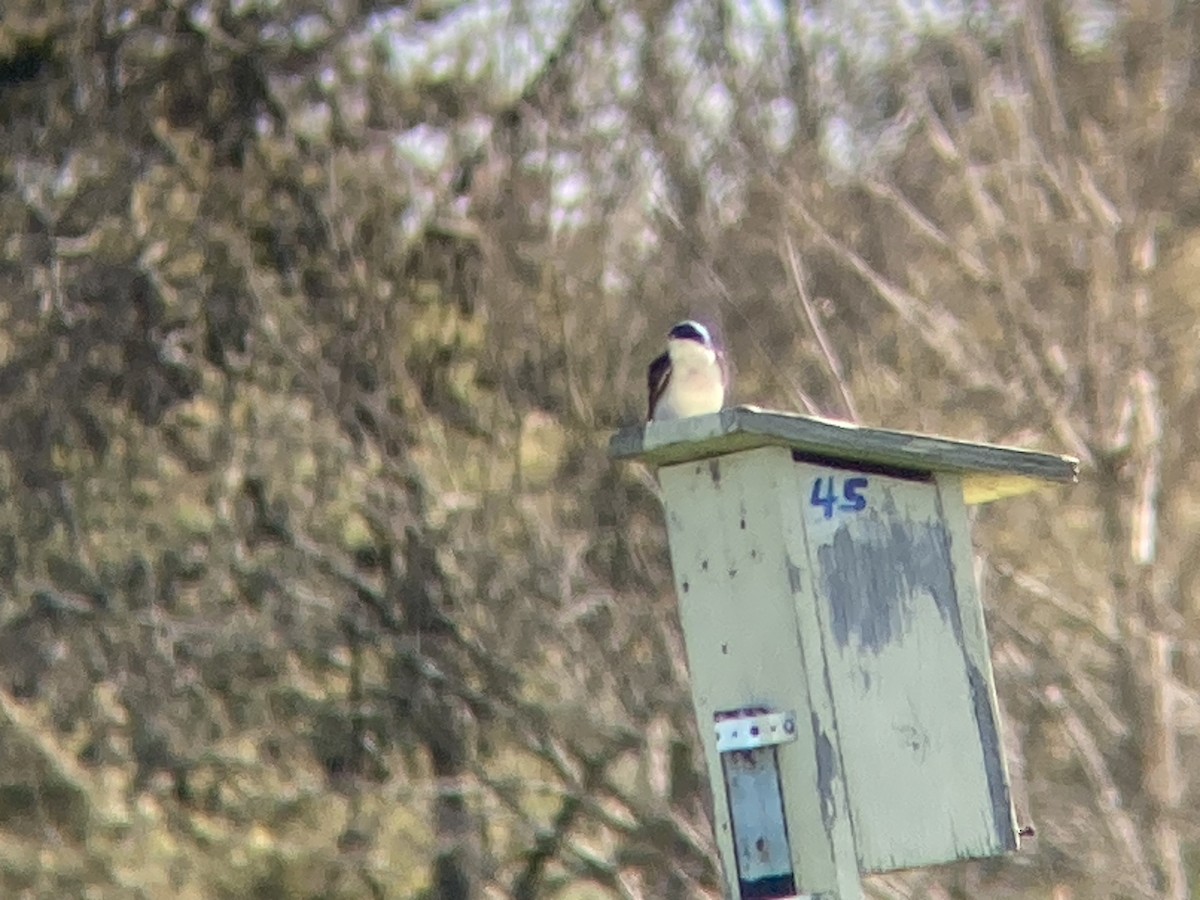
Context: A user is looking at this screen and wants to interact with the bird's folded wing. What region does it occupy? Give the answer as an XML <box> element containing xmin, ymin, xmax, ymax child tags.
<box><xmin>646</xmin><ymin>351</ymin><xmax>671</xmax><ymax>420</ymax></box>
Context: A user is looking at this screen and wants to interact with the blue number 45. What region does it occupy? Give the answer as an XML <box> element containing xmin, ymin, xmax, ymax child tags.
<box><xmin>810</xmin><ymin>476</ymin><xmax>869</xmax><ymax>519</ymax></box>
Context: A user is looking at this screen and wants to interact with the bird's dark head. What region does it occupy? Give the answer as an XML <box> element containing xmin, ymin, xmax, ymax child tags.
<box><xmin>667</xmin><ymin>320</ymin><xmax>712</xmax><ymax>347</ymax></box>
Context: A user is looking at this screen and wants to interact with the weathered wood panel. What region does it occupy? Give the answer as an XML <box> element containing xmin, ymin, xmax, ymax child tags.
<box><xmin>611</xmin><ymin>407</ymin><xmax>1078</xmax><ymax>503</ymax></box>
<box><xmin>659</xmin><ymin>448</ymin><xmax>862</xmax><ymax>898</ymax></box>
<box><xmin>786</xmin><ymin>460</ymin><xmax>1016</xmax><ymax>871</ymax></box>
<box><xmin>640</xmin><ymin>416</ymin><xmax>1048</xmax><ymax>894</ymax></box>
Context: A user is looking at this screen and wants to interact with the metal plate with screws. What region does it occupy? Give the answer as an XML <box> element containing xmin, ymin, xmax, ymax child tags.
<box><xmin>715</xmin><ymin>711</ymin><xmax>798</xmax><ymax>753</ymax></box>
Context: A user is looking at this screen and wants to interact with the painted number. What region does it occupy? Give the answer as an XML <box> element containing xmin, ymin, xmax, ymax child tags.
<box><xmin>809</xmin><ymin>476</ymin><xmax>869</xmax><ymax>520</ymax></box>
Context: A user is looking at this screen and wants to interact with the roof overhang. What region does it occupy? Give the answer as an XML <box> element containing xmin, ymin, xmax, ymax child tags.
<box><xmin>610</xmin><ymin>406</ymin><xmax>1079</xmax><ymax>505</ymax></box>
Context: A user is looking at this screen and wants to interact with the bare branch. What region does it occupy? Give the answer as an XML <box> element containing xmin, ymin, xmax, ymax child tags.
<box><xmin>788</xmin><ymin>197</ymin><xmax>1002</xmax><ymax>395</ymax></box>
<box><xmin>1045</xmin><ymin>685</ymin><xmax>1157</xmax><ymax>896</ymax></box>
<box><xmin>1130</xmin><ymin>369</ymin><xmax>1164</xmax><ymax>565</ymax></box>
<box><xmin>860</xmin><ymin>178</ymin><xmax>993</xmax><ymax>286</ymax></box>
<box><xmin>782</xmin><ymin>232</ymin><xmax>859</xmax><ymax>420</ymax></box>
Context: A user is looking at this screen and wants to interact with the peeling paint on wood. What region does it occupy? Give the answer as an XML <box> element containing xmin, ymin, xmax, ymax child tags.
<box><xmin>818</xmin><ymin>515</ymin><xmax>960</xmax><ymax>654</ymax></box>
<box><xmin>795</xmin><ymin>461</ymin><xmax>1016</xmax><ymax>871</ymax></box>
<box><xmin>659</xmin><ymin>448</ymin><xmax>863</xmax><ymax>899</ymax></box>
<box><xmin>811</xmin><ymin>713</ymin><xmax>839</xmax><ymax>830</ymax></box>
<box><xmin>967</xmin><ymin>662</ymin><xmax>1017</xmax><ymax>849</ymax></box>
<box><xmin>644</xmin><ymin>424</ymin><xmax>1043</xmax><ymax>897</ymax></box>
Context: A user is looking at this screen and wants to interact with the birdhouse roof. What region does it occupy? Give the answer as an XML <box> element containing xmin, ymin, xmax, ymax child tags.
<box><xmin>610</xmin><ymin>407</ymin><xmax>1078</xmax><ymax>504</ymax></box>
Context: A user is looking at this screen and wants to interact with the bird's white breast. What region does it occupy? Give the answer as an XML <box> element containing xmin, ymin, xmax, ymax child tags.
<box><xmin>655</xmin><ymin>339</ymin><xmax>725</xmax><ymax>420</ymax></box>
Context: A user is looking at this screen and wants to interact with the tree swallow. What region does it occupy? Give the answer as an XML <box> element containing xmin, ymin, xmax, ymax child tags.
<box><xmin>647</xmin><ymin>320</ymin><xmax>727</xmax><ymax>421</ymax></box>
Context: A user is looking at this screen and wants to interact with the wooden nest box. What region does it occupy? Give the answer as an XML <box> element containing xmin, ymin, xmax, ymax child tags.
<box><xmin>610</xmin><ymin>407</ymin><xmax>1078</xmax><ymax>900</ymax></box>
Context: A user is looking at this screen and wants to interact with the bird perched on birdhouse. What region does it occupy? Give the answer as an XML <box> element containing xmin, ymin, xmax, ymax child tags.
<box><xmin>647</xmin><ymin>320</ymin><xmax>727</xmax><ymax>421</ymax></box>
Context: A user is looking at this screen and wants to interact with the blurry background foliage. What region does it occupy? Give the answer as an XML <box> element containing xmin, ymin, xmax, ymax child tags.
<box><xmin>0</xmin><ymin>0</ymin><xmax>1198</xmax><ymax>897</ymax></box>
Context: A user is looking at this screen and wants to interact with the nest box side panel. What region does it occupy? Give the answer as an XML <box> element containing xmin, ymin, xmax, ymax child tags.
<box><xmin>935</xmin><ymin>474</ymin><xmax>1019</xmax><ymax>841</ymax></box>
<box><xmin>786</xmin><ymin>460</ymin><xmax>1014</xmax><ymax>872</ymax></box>
<box><xmin>658</xmin><ymin>447</ymin><xmax>860</xmax><ymax>897</ymax></box>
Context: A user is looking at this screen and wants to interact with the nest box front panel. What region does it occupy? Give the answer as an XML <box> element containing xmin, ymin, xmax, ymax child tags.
<box><xmin>786</xmin><ymin>462</ymin><xmax>1016</xmax><ymax>872</ymax></box>
<box><xmin>659</xmin><ymin>447</ymin><xmax>861</xmax><ymax>897</ymax></box>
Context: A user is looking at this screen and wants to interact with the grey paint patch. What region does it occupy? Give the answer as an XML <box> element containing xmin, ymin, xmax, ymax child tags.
<box><xmin>811</xmin><ymin>712</ymin><xmax>838</xmax><ymax>830</ymax></box>
<box><xmin>818</xmin><ymin>513</ymin><xmax>960</xmax><ymax>654</ymax></box>
<box><xmin>879</xmin><ymin>489</ymin><xmax>900</xmax><ymax>517</ymax></box>
<box><xmin>721</xmin><ymin>748</ymin><xmax>797</xmax><ymax>885</ymax></box>
<box><xmin>968</xmin><ymin>663</ymin><xmax>1017</xmax><ymax>849</ymax></box>
<box><xmin>895</xmin><ymin>720</ymin><xmax>929</xmax><ymax>760</ymax></box>
<box><xmin>785</xmin><ymin>558</ymin><xmax>804</xmax><ymax>594</ymax></box>
<box><xmin>709</xmin><ymin>459</ymin><xmax>722</xmax><ymax>484</ymax></box>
